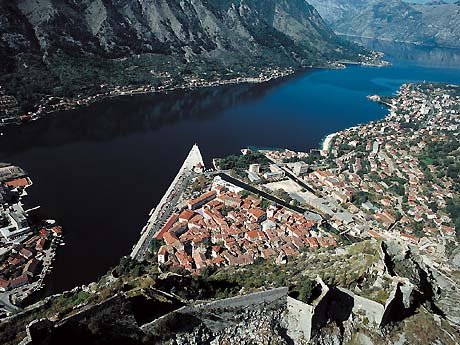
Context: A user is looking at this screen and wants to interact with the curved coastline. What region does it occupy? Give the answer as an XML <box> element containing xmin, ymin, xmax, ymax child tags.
<box><xmin>321</xmin><ymin>132</ymin><xmax>338</xmax><ymax>152</ymax></box>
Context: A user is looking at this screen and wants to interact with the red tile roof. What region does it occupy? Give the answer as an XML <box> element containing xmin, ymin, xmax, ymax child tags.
<box><xmin>179</xmin><ymin>209</ymin><xmax>195</xmax><ymax>221</ymax></box>
<box><xmin>163</xmin><ymin>231</ymin><xmax>179</xmax><ymax>245</ymax></box>
<box><xmin>156</xmin><ymin>214</ymin><xmax>179</xmax><ymax>240</ymax></box>
<box><xmin>5</xmin><ymin>178</ymin><xmax>30</xmax><ymax>188</ymax></box>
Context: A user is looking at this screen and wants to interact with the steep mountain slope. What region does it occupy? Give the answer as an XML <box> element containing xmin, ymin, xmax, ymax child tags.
<box><xmin>305</xmin><ymin>0</ymin><xmax>368</xmax><ymax>24</ymax></box>
<box><xmin>0</xmin><ymin>0</ymin><xmax>366</xmax><ymax>116</ymax></box>
<box><xmin>308</xmin><ymin>0</ymin><xmax>460</xmax><ymax>48</ymax></box>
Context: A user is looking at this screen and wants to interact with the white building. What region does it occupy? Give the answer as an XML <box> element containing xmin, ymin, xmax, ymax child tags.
<box><xmin>0</xmin><ymin>204</ymin><xmax>31</xmax><ymax>242</ymax></box>
<box><xmin>287</xmin><ymin>162</ymin><xmax>309</xmax><ymax>177</ymax></box>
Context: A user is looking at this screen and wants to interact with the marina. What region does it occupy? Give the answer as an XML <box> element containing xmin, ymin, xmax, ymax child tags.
<box><xmin>0</xmin><ymin>168</ymin><xmax>62</xmax><ymax>315</ymax></box>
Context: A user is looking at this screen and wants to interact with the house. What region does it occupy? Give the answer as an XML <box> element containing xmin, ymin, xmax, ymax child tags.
<box><xmin>375</xmin><ymin>212</ymin><xmax>396</xmax><ymax>228</ymax></box>
<box><xmin>188</xmin><ymin>191</ymin><xmax>217</xmax><ymax>210</ymax></box>
<box><xmin>155</xmin><ymin>214</ymin><xmax>179</xmax><ymax>240</ymax></box>
<box><xmin>0</xmin><ymin>204</ymin><xmax>31</xmax><ymax>241</ymax></box>
<box><xmin>222</xmin><ymin>251</ymin><xmax>237</xmax><ymax>266</ymax></box>
<box><xmin>401</xmin><ymin>233</ymin><xmax>420</xmax><ymax>245</ymax></box>
<box><xmin>305</xmin><ymin>237</ymin><xmax>319</xmax><ymax>249</ymax></box>
<box><xmin>261</xmin><ymin>220</ymin><xmax>277</xmax><ymax>232</ymax></box>
<box><xmin>248</xmin><ymin>208</ymin><xmax>266</xmax><ymax>223</ymax></box>
<box><xmin>163</xmin><ymin>232</ymin><xmax>180</xmax><ymax>246</ymax></box>
<box><xmin>35</xmin><ymin>238</ymin><xmax>46</xmax><ymax>251</ymax></box>
<box><xmin>211</xmin><ymin>255</ymin><xmax>226</xmax><ymax>267</ymax></box>
<box><xmin>38</xmin><ymin>228</ymin><xmax>49</xmax><ymax>239</ymax></box>
<box><xmin>0</xmin><ymin>279</ymin><xmax>9</xmax><ymax>292</ymax></box>
<box><xmin>158</xmin><ymin>246</ymin><xmax>168</xmax><ymax>264</ymax></box>
<box><xmin>211</xmin><ymin>245</ymin><xmax>221</xmax><ymax>258</ymax></box>
<box><xmin>193</xmin><ymin>252</ymin><xmax>207</xmax><ymax>270</ymax></box>
<box><xmin>179</xmin><ymin>209</ymin><xmax>195</xmax><ymax>223</ymax></box>
<box><xmin>5</xmin><ymin>178</ymin><xmax>30</xmax><ymax>188</ymax></box>
<box><xmin>9</xmin><ymin>274</ymin><xmax>28</xmax><ymax>289</ymax></box>
<box><xmin>19</xmin><ymin>248</ymin><xmax>33</xmax><ymax>260</ymax></box>
<box><xmin>175</xmin><ymin>251</ymin><xmax>193</xmax><ymax>270</ymax></box>
<box><xmin>441</xmin><ymin>225</ymin><xmax>455</xmax><ymax>237</ymax></box>
<box><xmin>51</xmin><ymin>226</ymin><xmax>62</xmax><ymax>236</ymax></box>
<box><xmin>287</xmin><ymin>162</ymin><xmax>309</xmax><ymax>176</ymax></box>
<box><xmin>261</xmin><ymin>248</ymin><xmax>277</xmax><ymax>260</ymax></box>
<box><xmin>170</xmin><ymin>221</ymin><xmax>188</xmax><ymax>236</ymax></box>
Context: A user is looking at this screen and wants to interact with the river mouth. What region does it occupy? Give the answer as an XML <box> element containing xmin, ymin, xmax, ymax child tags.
<box><xmin>1</xmin><ymin>41</ymin><xmax>460</xmax><ymax>300</ymax></box>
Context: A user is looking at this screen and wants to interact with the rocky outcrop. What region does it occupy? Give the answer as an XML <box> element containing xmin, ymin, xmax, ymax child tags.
<box><xmin>381</xmin><ymin>240</ymin><xmax>460</xmax><ymax>327</ymax></box>
<box><xmin>11</xmin><ymin>240</ymin><xmax>460</xmax><ymax>344</ymax></box>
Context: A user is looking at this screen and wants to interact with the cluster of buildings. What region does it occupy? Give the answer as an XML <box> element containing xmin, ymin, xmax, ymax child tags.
<box><xmin>0</xmin><ymin>164</ymin><xmax>62</xmax><ymax>307</ymax></box>
<box><xmin>0</xmin><ymin>86</ymin><xmax>19</xmax><ymax>121</ymax></box>
<box><xmin>155</xmin><ymin>179</ymin><xmax>337</xmax><ymax>272</ymax></box>
<box><xmin>245</xmin><ymin>83</ymin><xmax>458</xmax><ymax>269</ymax></box>
<box><xmin>1</xmin><ymin>66</ymin><xmax>295</xmax><ymax>125</ymax></box>
<box><xmin>0</xmin><ymin>225</ymin><xmax>61</xmax><ymax>293</ymax></box>
<box><xmin>316</xmin><ymin>83</ymin><xmax>459</xmax><ymax>255</ymax></box>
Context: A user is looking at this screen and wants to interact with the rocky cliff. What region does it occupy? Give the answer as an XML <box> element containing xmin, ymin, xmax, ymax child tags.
<box><xmin>3</xmin><ymin>239</ymin><xmax>460</xmax><ymax>345</ymax></box>
<box><xmin>308</xmin><ymin>0</ymin><xmax>460</xmax><ymax>48</ymax></box>
<box><xmin>0</xmin><ymin>0</ymin><xmax>365</xmax><ymax>115</ymax></box>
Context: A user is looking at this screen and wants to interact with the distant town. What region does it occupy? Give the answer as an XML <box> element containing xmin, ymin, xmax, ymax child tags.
<box><xmin>0</xmin><ymin>67</ymin><xmax>295</xmax><ymax>126</ymax></box>
<box><xmin>0</xmin><ymin>50</ymin><xmax>387</xmax><ymax>127</ymax></box>
<box><xmin>0</xmin><ymin>164</ymin><xmax>62</xmax><ymax>317</ymax></box>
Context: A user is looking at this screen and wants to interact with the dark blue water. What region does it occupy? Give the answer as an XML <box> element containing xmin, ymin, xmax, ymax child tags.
<box><xmin>1</xmin><ymin>41</ymin><xmax>460</xmax><ymax>297</ymax></box>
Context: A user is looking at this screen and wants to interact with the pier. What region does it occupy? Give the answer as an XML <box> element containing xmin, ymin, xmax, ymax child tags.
<box><xmin>130</xmin><ymin>144</ymin><xmax>204</xmax><ymax>261</ymax></box>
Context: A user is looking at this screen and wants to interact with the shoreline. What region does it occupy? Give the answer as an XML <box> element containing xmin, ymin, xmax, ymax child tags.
<box><xmin>0</xmin><ymin>57</ymin><xmax>386</xmax><ymax>129</ymax></box>
<box><xmin>336</xmin><ymin>33</ymin><xmax>460</xmax><ymax>51</ymax></box>
<box><xmin>321</xmin><ymin>132</ymin><xmax>338</xmax><ymax>152</ymax></box>
<box><xmin>0</xmin><ymin>67</ymin><xmax>296</xmax><ymax>128</ymax></box>
<box><xmin>0</xmin><ymin>169</ymin><xmax>62</xmax><ymax>315</ymax></box>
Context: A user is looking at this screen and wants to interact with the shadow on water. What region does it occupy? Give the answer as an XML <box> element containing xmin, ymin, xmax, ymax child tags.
<box><xmin>0</xmin><ymin>73</ymin><xmax>304</xmax><ymax>157</ymax></box>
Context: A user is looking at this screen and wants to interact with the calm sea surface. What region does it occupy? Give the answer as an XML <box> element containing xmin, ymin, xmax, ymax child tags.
<box><xmin>1</xmin><ymin>40</ymin><xmax>460</xmax><ymax>297</ymax></box>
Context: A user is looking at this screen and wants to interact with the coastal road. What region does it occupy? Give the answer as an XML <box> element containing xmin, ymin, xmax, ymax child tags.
<box><xmin>0</xmin><ymin>292</ymin><xmax>20</xmax><ymax>314</ymax></box>
<box><xmin>130</xmin><ymin>144</ymin><xmax>204</xmax><ymax>261</ymax></box>
<box><xmin>218</xmin><ymin>173</ymin><xmax>309</xmax><ymax>214</ymax></box>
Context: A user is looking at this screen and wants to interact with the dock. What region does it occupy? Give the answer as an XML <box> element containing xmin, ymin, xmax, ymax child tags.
<box><xmin>130</xmin><ymin>144</ymin><xmax>204</xmax><ymax>261</ymax></box>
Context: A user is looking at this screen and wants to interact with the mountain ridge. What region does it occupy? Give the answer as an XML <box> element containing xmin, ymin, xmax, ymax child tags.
<box><xmin>308</xmin><ymin>0</ymin><xmax>460</xmax><ymax>49</ymax></box>
<box><xmin>0</xmin><ymin>0</ymin><xmax>368</xmax><ymax>118</ymax></box>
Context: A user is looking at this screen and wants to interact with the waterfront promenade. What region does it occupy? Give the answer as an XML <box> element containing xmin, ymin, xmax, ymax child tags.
<box><xmin>130</xmin><ymin>144</ymin><xmax>204</xmax><ymax>260</ymax></box>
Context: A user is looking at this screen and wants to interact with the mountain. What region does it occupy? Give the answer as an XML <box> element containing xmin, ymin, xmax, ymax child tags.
<box><xmin>0</xmin><ymin>0</ymin><xmax>366</xmax><ymax>116</ymax></box>
<box><xmin>308</xmin><ymin>0</ymin><xmax>460</xmax><ymax>48</ymax></box>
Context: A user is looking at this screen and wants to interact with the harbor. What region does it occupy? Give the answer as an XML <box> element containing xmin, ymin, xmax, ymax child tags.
<box><xmin>0</xmin><ymin>165</ymin><xmax>62</xmax><ymax>316</ymax></box>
